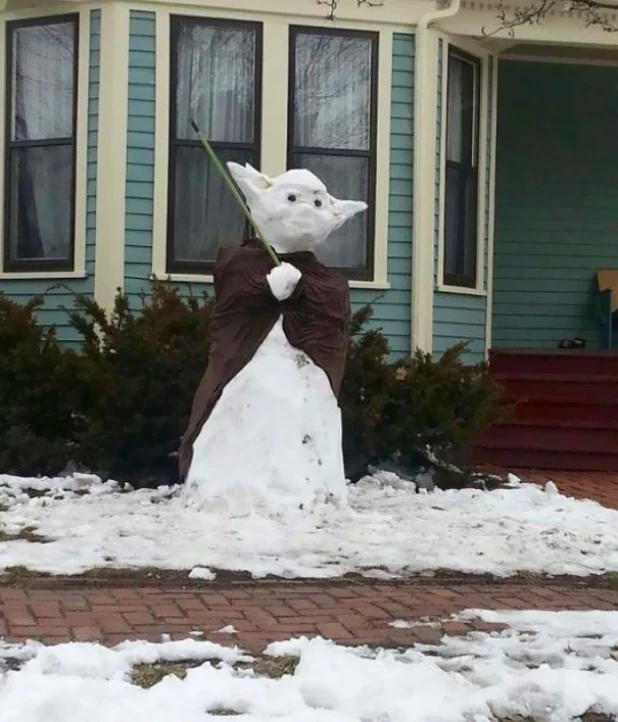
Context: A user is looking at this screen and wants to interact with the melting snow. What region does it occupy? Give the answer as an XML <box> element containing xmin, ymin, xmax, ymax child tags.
<box><xmin>1</xmin><ymin>610</ymin><xmax>618</xmax><ymax>721</ymax></box>
<box><xmin>0</xmin><ymin>472</ymin><xmax>617</xmax><ymax>578</ymax></box>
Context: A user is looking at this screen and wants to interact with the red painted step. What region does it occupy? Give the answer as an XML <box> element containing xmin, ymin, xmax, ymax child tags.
<box><xmin>475</xmin><ymin>447</ymin><xmax>618</xmax><ymax>473</ymax></box>
<box><xmin>489</xmin><ymin>349</ymin><xmax>618</xmax><ymax>376</ymax></box>
<box><xmin>509</xmin><ymin>398</ymin><xmax>618</xmax><ymax>426</ymax></box>
<box><xmin>476</xmin><ymin>348</ymin><xmax>618</xmax><ymax>472</ymax></box>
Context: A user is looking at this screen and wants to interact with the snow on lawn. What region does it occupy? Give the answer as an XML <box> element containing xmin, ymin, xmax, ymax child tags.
<box><xmin>2</xmin><ymin>610</ymin><xmax>618</xmax><ymax>721</ymax></box>
<box><xmin>1</xmin><ymin>471</ymin><xmax>617</xmax><ymax>578</ymax></box>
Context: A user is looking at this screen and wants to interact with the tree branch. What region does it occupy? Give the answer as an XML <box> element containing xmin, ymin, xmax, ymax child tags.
<box><xmin>482</xmin><ymin>0</ymin><xmax>618</xmax><ymax>37</ymax></box>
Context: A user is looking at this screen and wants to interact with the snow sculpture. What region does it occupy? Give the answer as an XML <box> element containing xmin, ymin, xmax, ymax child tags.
<box><xmin>179</xmin><ymin>163</ymin><xmax>367</xmax><ymax>512</ymax></box>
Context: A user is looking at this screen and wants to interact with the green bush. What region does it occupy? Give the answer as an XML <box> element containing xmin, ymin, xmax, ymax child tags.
<box><xmin>341</xmin><ymin>307</ymin><xmax>502</xmax><ymax>479</ymax></box>
<box><xmin>0</xmin><ymin>290</ymin><xmax>501</xmax><ymax>484</ymax></box>
<box><xmin>0</xmin><ymin>294</ymin><xmax>81</xmax><ymax>475</ymax></box>
<box><xmin>68</xmin><ymin>282</ymin><xmax>214</xmax><ymax>484</ymax></box>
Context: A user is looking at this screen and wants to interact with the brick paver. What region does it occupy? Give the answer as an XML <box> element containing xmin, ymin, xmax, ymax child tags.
<box><xmin>1</xmin><ymin>580</ymin><xmax>617</xmax><ymax>651</ymax></box>
<box><xmin>485</xmin><ymin>468</ymin><xmax>618</xmax><ymax>510</ymax></box>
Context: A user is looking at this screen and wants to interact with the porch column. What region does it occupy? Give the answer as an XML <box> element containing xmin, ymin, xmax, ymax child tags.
<box><xmin>411</xmin><ymin>28</ymin><xmax>441</xmax><ymax>353</ymax></box>
<box><xmin>94</xmin><ymin>1</ymin><xmax>130</xmax><ymax>311</ymax></box>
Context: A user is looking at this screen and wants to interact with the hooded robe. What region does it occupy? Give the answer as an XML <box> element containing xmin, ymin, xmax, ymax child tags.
<box><xmin>178</xmin><ymin>240</ymin><xmax>351</xmax><ymax>481</ymax></box>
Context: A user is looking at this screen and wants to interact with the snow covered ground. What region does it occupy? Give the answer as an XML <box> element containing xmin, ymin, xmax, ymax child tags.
<box><xmin>1</xmin><ymin>610</ymin><xmax>618</xmax><ymax>721</ymax></box>
<box><xmin>1</xmin><ymin>472</ymin><xmax>618</xmax><ymax>578</ymax></box>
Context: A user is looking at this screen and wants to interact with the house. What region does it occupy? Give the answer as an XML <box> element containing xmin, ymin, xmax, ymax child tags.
<box><xmin>1</xmin><ymin>0</ymin><xmax>618</xmax><ymax>469</ymax></box>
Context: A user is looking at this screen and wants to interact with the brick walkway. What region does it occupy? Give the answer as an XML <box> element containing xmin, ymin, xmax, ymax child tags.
<box><xmin>488</xmin><ymin>468</ymin><xmax>618</xmax><ymax>510</ymax></box>
<box><xmin>1</xmin><ymin>580</ymin><xmax>617</xmax><ymax>651</ymax></box>
<box><xmin>1</xmin><ymin>468</ymin><xmax>617</xmax><ymax>652</ymax></box>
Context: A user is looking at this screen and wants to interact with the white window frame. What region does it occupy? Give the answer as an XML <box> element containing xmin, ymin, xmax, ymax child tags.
<box><xmin>0</xmin><ymin>8</ymin><xmax>90</xmax><ymax>280</ymax></box>
<box><xmin>151</xmin><ymin>8</ymin><xmax>393</xmax><ymax>290</ymax></box>
<box><xmin>436</xmin><ymin>36</ymin><xmax>491</xmax><ymax>297</ymax></box>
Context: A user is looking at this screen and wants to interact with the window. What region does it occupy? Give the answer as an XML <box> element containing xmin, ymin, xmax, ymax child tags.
<box><xmin>288</xmin><ymin>27</ymin><xmax>378</xmax><ymax>280</ymax></box>
<box><xmin>443</xmin><ymin>47</ymin><xmax>481</xmax><ymax>288</ymax></box>
<box><xmin>167</xmin><ymin>17</ymin><xmax>261</xmax><ymax>273</ymax></box>
<box><xmin>4</xmin><ymin>15</ymin><xmax>79</xmax><ymax>272</ymax></box>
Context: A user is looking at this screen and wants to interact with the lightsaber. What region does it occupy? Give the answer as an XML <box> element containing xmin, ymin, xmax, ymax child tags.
<box><xmin>189</xmin><ymin>118</ymin><xmax>280</xmax><ymax>267</ymax></box>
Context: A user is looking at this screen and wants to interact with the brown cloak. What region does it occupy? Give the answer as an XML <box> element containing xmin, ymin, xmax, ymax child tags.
<box><xmin>178</xmin><ymin>240</ymin><xmax>351</xmax><ymax>481</ymax></box>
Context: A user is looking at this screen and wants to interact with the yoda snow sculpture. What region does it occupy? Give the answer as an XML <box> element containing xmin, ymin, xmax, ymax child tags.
<box><xmin>178</xmin><ymin>163</ymin><xmax>367</xmax><ymax>512</ymax></box>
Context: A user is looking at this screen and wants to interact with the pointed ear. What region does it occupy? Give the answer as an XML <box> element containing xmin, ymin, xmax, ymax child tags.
<box><xmin>330</xmin><ymin>197</ymin><xmax>368</xmax><ymax>230</ymax></box>
<box><xmin>227</xmin><ymin>162</ymin><xmax>272</xmax><ymax>204</ymax></box>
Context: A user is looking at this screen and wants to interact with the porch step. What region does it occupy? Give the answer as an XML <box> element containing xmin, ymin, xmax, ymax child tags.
<box><xmin>506</xmin><ymin>397</ymin><xmax>618</xmax><ymax>426</ymax></box>
<box><xmin>495</xmin><ymin>373</ymin><xmax>618</xmax><ymax>403</ymax></box>
<box><xmin>489</xmin><ymin>349</ymin><xmax>618</xmax><ymax>376</ymax></box>
<box><xmin>476</xmin><ymin>447</ymin><xmax>618</xmax><ymax>473</ymax></box>
<box><xmin>475</xmin><ymin>349</ymin><xmax>618</xmax><ymax>472</ymax></box>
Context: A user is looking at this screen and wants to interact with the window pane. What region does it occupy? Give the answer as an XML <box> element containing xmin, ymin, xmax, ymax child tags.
<box><xmin>175</xmin><ymin>21</ymin><xmax>257</xmax><ymax>143</ymax></box>
<box><xmin>292</xmin><ymin>153</ymin><xmax>369</xmax><ymax>269</ymax></box>
<box><xmin>292</xmin><ymin>32</ymin><xmax>373</xmax><ymax>151</ymax></box>
<box><xmin>463</xmin><ymin>172</ymin><xmax>478</xmax><ymax>280</ymax></box>
<box><xmin>444</xmin><ymin>165</ymin><xmax>478</xmax><ymax>285</ymax></box>
<box><xmin>10</xmin><ymin>21</ymin><xmax>76</xmax><ymax>141</ymax></box>
<box><xmin>446</xmin><ymin>54</ymin><xmax>475</xmax><ymax>165</ymax></box>
<box><xmin>172</xmin><ymin>146</ymin><xmax>254</xmax><ymax>264</ymax></box>
<box><xmin>8</xmin><ymin>145</ymin><xmax>73</xmax><ymax>262</ymax></box>
<box><xmin>444</xmin><ymin>165</ymin><xmax>462</xmax><ymax>276</ymax></box>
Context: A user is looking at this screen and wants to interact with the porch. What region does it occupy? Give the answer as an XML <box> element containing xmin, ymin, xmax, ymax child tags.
<box><xmin>479</xmin><ymin>49</ymin><xmax>618</xmax><ymax>471</ymax></box>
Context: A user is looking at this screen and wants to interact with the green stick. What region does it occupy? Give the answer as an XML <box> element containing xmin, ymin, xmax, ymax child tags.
<box><xmin>190</xmin><ymin>118</ymin><xmax>280</xmax><ymax>267</ymax></box>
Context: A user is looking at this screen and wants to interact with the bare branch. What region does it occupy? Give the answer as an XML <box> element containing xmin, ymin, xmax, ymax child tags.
<box><xmin>481</xmin><ymin>0</ymin><xmax>618</xmax><ymax>37</ymax></box>
<box><xmin>317</xmin><ymin>0</ymin><xmax>384</xmax><ymax>20</ymax></box>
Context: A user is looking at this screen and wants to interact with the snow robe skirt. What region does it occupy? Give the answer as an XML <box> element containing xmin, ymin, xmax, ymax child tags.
<box><xmin>178</xmin><ymin>240</ymin><xmax>351</xmax><ymax>483</ymax></box>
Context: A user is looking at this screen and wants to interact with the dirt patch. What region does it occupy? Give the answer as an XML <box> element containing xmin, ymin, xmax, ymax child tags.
<box><xmin>131</xmin><ymin>654</ymin><xmax>299</xmax><ymax>691</ymax></box>
<box><xmin>1</xmin><ymin>565</ymin><xmax>617</xmax><ymax>591</ymax></box>
<box><xmin>0</xmin><ymin>526</ymin><xmax>50</xmax><ymax>544</ymax></box>
<box><xmin>240</xmin><ymin>655</ymin><xmax>299</xmax><ymax>679</ymax></box>
<box><xmin>132</xmin><ymin>661</ymin><xmax>199</xmax><ymax>688</ymax></box>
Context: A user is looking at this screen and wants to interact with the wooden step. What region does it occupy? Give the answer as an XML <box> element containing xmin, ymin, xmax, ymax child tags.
<box><xmin>479</xmin><ymin>424</ymin><xmax>618</xmax><ymax>453</ymax></box>
<box><xmin>505</xmin><ymin>398</ymin><xmax>618</xmax><ymax>426</ymax></box>
<box><xmin>490</xmin><ymin>349</ymin><xmax>618</xmax><ymax>377</ymax></box>
<box><xmin>474</xmin><ymin>447</ymin><xmax>618</xmax><ymax>472</ymax></box>
<box><xmin>494</xmin><ymin>374</ymin><xmax>618</xmax><ymax>403</ymax></box>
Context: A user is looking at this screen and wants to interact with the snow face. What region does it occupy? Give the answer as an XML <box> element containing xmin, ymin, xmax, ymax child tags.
<box><xmin>1</xmin><ymin>473</ymin><xmax>618</xmax><ymax>578</ymax></box>
<box><xmin>184</xmin><ymin>318</ymin><xmax>348</xmax><ymax>514</ymax></box>
<box><xmin>2</xmin><ymin>611</ymin><xmax>618</xmax><ymax>722</ymax></box>
<box><xmin>226</xmin><ymin>163</ymin><xmax>367</xmax><ymax>253</ymax></box>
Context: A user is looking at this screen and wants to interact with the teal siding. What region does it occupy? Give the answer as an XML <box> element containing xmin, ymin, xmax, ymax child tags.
<box><xmin>432</xmin><ymin>45</ymin><xmax>490</xmax><ymax>363</ymax></box>
<box><xmin>351</xmin><ymin>32</ymin><xmax>414</xmax><ymax>358</ymax></box>
<box><xmin>492</xmin><ymin>61</ymin><xmax>618</xmax><ymax>349</ymax></box>
<box><xmin>0</xmin><ymin>9</ymin><xmax>100</xmax><ymax>343</ymax></box>
<box><xmin>123</xmin><ymin>21</ymin><xmax>414</xmax><ymax>358</ymax></box>
<box><xmin>125</xmin><ymin>10</ymin><xmax>156</xmax><ymax>300</ymax></box>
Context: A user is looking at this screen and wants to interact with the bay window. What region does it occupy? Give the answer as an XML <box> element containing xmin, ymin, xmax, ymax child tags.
<box><xmin>288</xmin><ymin>27</ymin><xmax>378</xmax><ymax>280</ymax></box>
<box><xmin>167</xmin><ymin>17</ymin><xmax>261</xmax><ymax>273</ymax></box>
<box><xmin>4</xmin><ymin>15</ymin><xmax>79</xmax><ymax>272</ymax></box>
<box><xmin>443</xmin><ymin>47</ymin><xmax>481</xmax><ymax>289</ymax></box>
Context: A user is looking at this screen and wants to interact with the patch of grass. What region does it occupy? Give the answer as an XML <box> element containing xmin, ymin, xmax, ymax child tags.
<box><xmin>0</xmin><ymin>565</ymin><xmax>45</xmax><ymax>584</ymax></box>
<box><xmin>598</xmin><ymin>572</ymin><xmax>618</xmax><ymax>589</ymax></box>
<box><xmin>245</xmin><ymin>655</ymin><xmax>299</xmax><ymax>679</ymax></box>
<box><xmin>132</xmin><ymin>662</ymin><xmax>197</xmax><ymax>688</ymax></box>
<box><xmin>208</xmin><ymin>710</ymin><xmax>239</xmax><ymax>716</ymax></box>
<box><xmin>0</xmin><ymin>526</ymin><xmax>50</xmax><ymax>543</ymax></box>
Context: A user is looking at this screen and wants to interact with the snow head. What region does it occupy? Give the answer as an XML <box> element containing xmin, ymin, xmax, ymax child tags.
<box><xmin>227</xmin><ymin>162</ymin><xmax>367</xmax><ymax>253</ymax></box>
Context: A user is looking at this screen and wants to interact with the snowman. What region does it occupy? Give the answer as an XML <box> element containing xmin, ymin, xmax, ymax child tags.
<box><xmin>179</xmin><ymin>163</ymin><xmax>367</xmax><ymax>513</ymax></box>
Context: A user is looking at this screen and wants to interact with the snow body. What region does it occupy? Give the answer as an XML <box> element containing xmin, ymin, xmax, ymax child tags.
<box><xmin>183</xmin><ymin>166</ymin><xmax>367</xmax><ymax>513</ymax></box>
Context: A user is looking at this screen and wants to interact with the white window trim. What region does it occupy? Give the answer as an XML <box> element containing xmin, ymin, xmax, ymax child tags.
<box><xmin>152</xmin><ymin>9</ymin><xmax>393</xmax><ymax>289</ymax></box>
<box><xmin>435</xmin><ymin>36</ymin><xmax>491</xmax><ymax>297</ymax></box>
<box><xmin>0</xmin><ymin>7</ymin><xmax>90</xmax><ymax>280</ymax></box>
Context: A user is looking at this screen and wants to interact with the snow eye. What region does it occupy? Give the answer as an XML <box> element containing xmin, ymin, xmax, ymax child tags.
<box><xmin>314</xmin><ymin>199</ymin><xmax>323</xmax><ymax>208</ymax></box>
<box><xmin>287</xmin><ymin>194</ymin><xmax>297</xmax><ymax>202</ymax></box>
